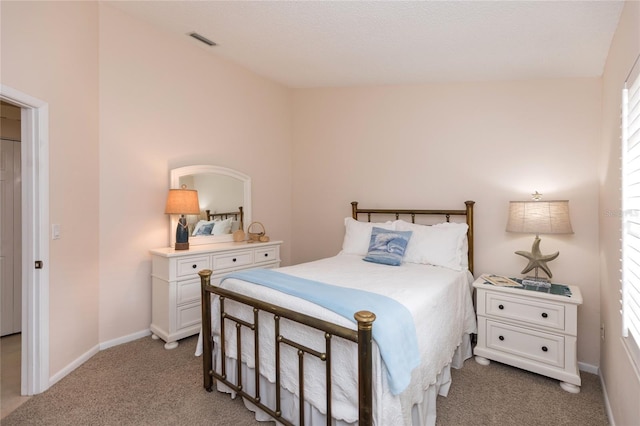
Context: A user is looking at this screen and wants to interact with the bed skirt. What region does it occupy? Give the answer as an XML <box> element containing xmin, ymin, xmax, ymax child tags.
<box><xmin>209</xmin><ymin>333</ymin><xmax>472</xmax><ymax>426</ymax></box>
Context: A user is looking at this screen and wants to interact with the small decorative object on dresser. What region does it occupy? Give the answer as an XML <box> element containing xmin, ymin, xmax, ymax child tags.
<box><xmin>473</xmin><ymin>274</ymin><xmax>583</xmax><ymax>393</ymax></box>
<box><xmin>247</xmin><ymin>221</ymin><xmax>269</xmax><ymax>242</ymax></box>
<box><xmin>232</xmin><ymin>229</ymin><xmax>246</xmax><ymax>242</ymax></box>
<box><xmin>149</xmin><ymin>240</ymin><xmax>282</xmax><ymax>349</ymax></box>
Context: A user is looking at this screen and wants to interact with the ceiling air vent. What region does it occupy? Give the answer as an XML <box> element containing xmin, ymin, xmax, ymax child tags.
<box><xmin>189</xmin><ymin>32</ymin><xmax>216</xmax><ymax>46</ymax></box>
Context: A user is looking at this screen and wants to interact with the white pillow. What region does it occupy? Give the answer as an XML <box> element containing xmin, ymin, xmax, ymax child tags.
<box><xmin>433</xmin><ymin>222</ymin><xmax>469</xmax><ymax>268</ymax></box>
<box><xmin>341</xmin><ymin>217</ymin><xmax>395</xmax><ymax>256</ymax></box>
<box><xmin>192</xmin><ymin>220</ymin><xmax>215</xmax><ymax>236</ymax></box>
<box><xmin>394</xmin><ymin>220</ymin><xmax>468</xmax><ymax>271</ymax></box>
<box><xmin>211</xmin><ymin>217</ymin><xmax>233</xmax><ymax>235</ymax></box>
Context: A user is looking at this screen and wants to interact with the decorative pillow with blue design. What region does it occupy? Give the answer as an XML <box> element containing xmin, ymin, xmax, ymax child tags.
<box><xmin>363</xmin><ymin>227</ymin><xmax>413</xmax><ymax>266</ymax></box>
<box><xmin>192</xmin><ymin>220</ymin><xmax>215</xmax><ymax>236</ymax></box>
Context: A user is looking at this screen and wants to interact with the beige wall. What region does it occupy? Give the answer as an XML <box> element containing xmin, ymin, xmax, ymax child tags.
<box><xmin>291</xmin><ymin>79</ymin><xmax>602</xmax><ymax>367</ymax></box>
<box><xmin>1</xmin><ymin>1</ymin><xmax>100</xmax><ymax>375</ymax></box>
<box><xmin>97</xmin><ymin>5</ymin><xmax>293</xmax><ymax>343</ymax></box>
<box><xmin>599</xmin><ymin>1</ymin><xmax>640</xmax><ymax>425</ymax></box>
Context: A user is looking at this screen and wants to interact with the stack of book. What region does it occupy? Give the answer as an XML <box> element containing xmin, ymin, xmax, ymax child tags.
<box><xmin>482</xmin><ymin>274</ymin><xmax>523</xmax><ymax>288</ymax></box>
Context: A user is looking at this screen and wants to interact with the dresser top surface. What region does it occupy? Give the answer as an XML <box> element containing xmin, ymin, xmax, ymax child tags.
<box><xmin>150</xmin><ymin>240</ymin><xmax>282</xmax><ymax>258</ymax></box>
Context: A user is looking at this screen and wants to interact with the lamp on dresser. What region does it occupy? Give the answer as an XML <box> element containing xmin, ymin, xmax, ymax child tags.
<box><xmin>165</xmin><ymin>185</ymin><xmax>200</xmax><ymax>250</ymax></box>
<box><xmin>506</xmin><ymin>192</ymin><xmax>573</xmax><ymax>286</ymax></box>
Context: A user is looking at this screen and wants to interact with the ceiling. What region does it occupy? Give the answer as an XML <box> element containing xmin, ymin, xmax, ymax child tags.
<box><xmin>109</xmin><ymin>1</ymin><xmax>625</xmax><ymax>89</ymax></box>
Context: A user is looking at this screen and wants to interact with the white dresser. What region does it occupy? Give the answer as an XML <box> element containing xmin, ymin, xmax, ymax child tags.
<box><xmin>473</xmin><ymin>275</ymin><xmax>583</xmax><ymax>393</ymax></box>
<box><xmin>149</xmin><ymin>240</ymin><xmax>282</xmax><ymax>349</ymax></box>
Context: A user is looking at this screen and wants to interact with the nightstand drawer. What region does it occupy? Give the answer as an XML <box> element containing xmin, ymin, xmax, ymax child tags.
<box><xmin>485</xmin><ymin>292</ymin><xmax>565</xmax><ymax>331</ymax></box>
<box><xmin>213</xmin><ymin>250</ymin><xmax>253</xmax><ymax>270</ymax></box>
<box><xmin>254</xmin><ymin>246</ymin><xmax>278</xmax><ymax>264</ymax></box>
<box><xmin>486</xmin><ymin>319</ymin><xmax>564</xmax><ymax>368</ymax></box>
<box><xmin>176</xmin><ymin>256</ymin><xmax>211</xmax><ymax>278</ymax></box>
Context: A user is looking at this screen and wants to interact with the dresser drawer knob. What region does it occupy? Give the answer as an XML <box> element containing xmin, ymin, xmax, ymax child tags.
<box><xmin>498</xmin><ymin>304</ymin><xmax>504</xmax><ymax>310</ymax></box>
<box><xmin>264</xmin><ymin>253</ymin><xmax>269</xmax><ymax>257</ymax></box>
<box><xmin>541</xmin><ymin>312</ymin><xmax>548</xmax><ymax>318</ymax></box>
<box><xmin>542</xmin><ymin>346</ymin><xmax>548</xmax><ymax>352</ymax></box>
<box><xmin>499</xmin><ymin>335</ymin><xmax>504</xmax><ymax>341</ymax></box>
<box><xmin>232</xmin><ymin>258</ymin><xmax>237</xmax><ymax>262</ymax></box>
<box><xmin>192</xmin><ymin>264</ymin><xmax>197</xmax><ymax>269</ymax></box>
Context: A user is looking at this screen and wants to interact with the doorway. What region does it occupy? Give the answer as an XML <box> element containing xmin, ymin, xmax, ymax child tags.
<box><xmin>1</xmin><ymin>102</ymin><xmax>27</xmax><ymax>418</ymax></box>
<box><xmin>1</xmin><ymin>133</ymin><xmax>22</xmax><ymax>336</ymax></box>
<box><xmin>0</xmin><ymin>85</ymin><xmax>50</xmax><ymax>398</ymax></box>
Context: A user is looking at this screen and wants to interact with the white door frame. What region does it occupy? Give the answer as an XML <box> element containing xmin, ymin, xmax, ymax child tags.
<box><xmin>0</xmin><ymin>84</ymin><xmax>50</xmax><ymax>395</ymax></box>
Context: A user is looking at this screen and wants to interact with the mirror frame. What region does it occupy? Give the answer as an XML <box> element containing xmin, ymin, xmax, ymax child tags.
<box><xmin>169</xmin><ymin>165</ymin><xmax>251</xmax><ymax>246</ymax></box>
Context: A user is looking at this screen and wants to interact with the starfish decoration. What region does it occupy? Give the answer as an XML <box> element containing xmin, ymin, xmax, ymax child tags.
<box><xmin>515</xmin><ymin>236</ymin><xmax>559</xmax><ymax>279</ymax></box>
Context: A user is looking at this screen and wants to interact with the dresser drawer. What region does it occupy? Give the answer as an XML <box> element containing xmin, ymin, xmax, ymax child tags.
<box><xmin>213</xmin><ymin>250</ymin><xmax>253</xmax><ymax>270</ymax></box>
<box><xmin>486</xmin><ymin>319</ymin><xmax>564</xmax><ymax>368</ymax></box>
<box><xmin>176</xmin><ymin>256</ymin><xmax>211</xmax><ymax>278</ymax></box>
<box><xmin>176</xmin><ymin>302</ymin><xmax>201</xmax><ymax>330</ymax></box>
<box><xmin>254</xmin><ymin>246</ymin><xmax>278</xmax><ymax>264</ymax></box>
<box><xmin>485</xmin><ymin>292</ymin><xmax>565</xmax><ymax>332</ymax></box>
<box><xmin>177</xmin><ymin>277</ymin><xmax>201</xmax><ymax>305</ymax></box>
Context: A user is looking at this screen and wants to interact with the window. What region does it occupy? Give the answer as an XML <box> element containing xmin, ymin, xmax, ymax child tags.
<box><xmin>621</xmin><ymin>54</ymin><xmax>640</xmax><ymax>368</ymax></box>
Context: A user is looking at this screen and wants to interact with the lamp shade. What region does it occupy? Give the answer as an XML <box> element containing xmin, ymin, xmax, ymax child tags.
<box><xmin>164</xmin><ymin>189</ymin><xmax>200</xmax><ymax>215</ymax></box>
<box><xmin>506</xmin><ymin>200</ymin><xmax>573</xmax><ymax>235</ymax></box>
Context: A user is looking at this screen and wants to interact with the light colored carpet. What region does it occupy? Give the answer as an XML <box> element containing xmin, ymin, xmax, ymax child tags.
<box><xmin>2</xmin><ymin>334</ymin><xmax>608</xmax><ymax>425</ymax></box>
<box><xmin>436</xmin><ymin>356</ymin><xmax>608</xmax><ymax>425</ymax></box>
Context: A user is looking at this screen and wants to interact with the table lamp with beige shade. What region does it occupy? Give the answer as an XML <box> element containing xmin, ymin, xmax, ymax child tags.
<box><xmin>165</xmin><ymin>185</ymin><xmax>200</xmax><ymax>250</ymax></box>
<box><xmin>506</xmin><ymin>192</ymin><xmax>573</xmax><ymax>287</ymax></box>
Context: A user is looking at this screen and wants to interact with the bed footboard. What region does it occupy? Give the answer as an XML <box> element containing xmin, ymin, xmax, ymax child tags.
<box><xmin>199</xmin><ymin>269</ymin><xmax>375</xmax><ymax>426</ymax></box>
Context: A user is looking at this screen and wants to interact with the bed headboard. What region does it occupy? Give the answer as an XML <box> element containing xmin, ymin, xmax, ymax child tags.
<box><xmin>351</xmin><ymin>201</ymin><xmax>475</xmax><ymax>275</ymax></box>
<box><xmin>205</xmin><ymin>206</ymin><xmax>244</xmax><ymax>231</ymax></box>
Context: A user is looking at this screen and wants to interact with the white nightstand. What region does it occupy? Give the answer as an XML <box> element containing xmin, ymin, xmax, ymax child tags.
<box><xmin>472</xmin><ymin>274</ymin><xmax>583</xmax><ymax>393</ymax></box>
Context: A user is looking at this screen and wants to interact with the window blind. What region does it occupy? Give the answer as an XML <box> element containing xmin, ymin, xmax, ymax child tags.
<box><xmin>622</xmin><ymin>55</ymin><xmax>640</xmax><ymax>350</ymax></box>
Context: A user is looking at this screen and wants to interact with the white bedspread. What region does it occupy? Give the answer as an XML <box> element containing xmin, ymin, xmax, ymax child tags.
<box><xmin>198</xmin><ymin>253</ymin><xmax>477</xmax><ymax>425</ymax></box>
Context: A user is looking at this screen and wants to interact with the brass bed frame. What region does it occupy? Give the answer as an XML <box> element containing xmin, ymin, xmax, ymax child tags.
<box><xmin>200</xmin><ymin>200</ymin><xmax>475</xmax><ymax>426</ymax></box>
<box><xmin>205</xmin><ymin>206</ymin><xmax>244</xmax><ymax>231</ymax></box>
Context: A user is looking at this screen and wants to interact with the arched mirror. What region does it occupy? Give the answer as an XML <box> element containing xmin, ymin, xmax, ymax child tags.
<box><xmin>169</xmin><ymin>165</ymin><xmax>251</xmax><ymax>246</ymax></box>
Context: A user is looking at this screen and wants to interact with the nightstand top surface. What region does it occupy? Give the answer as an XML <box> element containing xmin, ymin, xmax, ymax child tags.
<box><xmin>473</xmin><ymin>274</ymin><xmax>583</xmax><ymax>305</ymax></box>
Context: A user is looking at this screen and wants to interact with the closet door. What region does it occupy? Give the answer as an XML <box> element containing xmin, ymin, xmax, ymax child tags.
<box><xmin>1</xmin><ymin>138</ymin><xmax>21</xmax><ymax>336</ymax></box>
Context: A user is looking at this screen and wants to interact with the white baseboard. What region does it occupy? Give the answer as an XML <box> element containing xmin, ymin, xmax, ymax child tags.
<box><xmin>99</xmin><ymin>329</ymin><xmax>151</xmax><ymax>350</ymax></box>
<box><xmin>599</xmin><ymin>371</ymin><xmax>615</xmax><ymax>426</ymax></box>
<box><xmin>578</xmin><ymin>361</ymin><xmax>599</xmax><ymax>375</ymax></box>
<box><xmin>576</xmin><ymin>362</ymin><xmax>615</xmax><ymax>425</ymax></box>
<box><xmin>49</xmin><ymin>343</ymin><xmax>99</xmax><ymax>387</ymax></box>
<box><xmin>48</xmin><ymin>329</ymin><xmax>152</xmax><ymax>388</ymax></box>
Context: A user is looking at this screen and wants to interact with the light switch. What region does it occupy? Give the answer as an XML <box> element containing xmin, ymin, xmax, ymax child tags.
<box><xmin>52</xmin><ymin>224</ymin><xmax>60</xmax><ymax>240</ymax></box>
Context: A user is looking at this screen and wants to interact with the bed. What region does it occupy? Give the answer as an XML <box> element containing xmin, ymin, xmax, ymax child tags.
<box><xmin>205</xmin><ymin>206</ymin><xmax>244</xmax><ymax>226</ymax></box>
<box><xmin>197</xmin><ymin>201</ymin><xmax>477</xmax><ymax>426</ymax></box>
<box><xmin>204</xmin><ymin>206</ymin><xmax>244</xmax><ymax>233</ymax></box>
<box><xmin>191</xmin><ymin>207</ymin><xmax>244</xmax><ymax>237</ymax></box>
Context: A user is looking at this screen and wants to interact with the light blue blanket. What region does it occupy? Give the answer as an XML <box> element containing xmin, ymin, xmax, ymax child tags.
<box><xmin>220</xmin><ymin>268</ymin><xmax>420</xmax><ymax>395</ymax></box>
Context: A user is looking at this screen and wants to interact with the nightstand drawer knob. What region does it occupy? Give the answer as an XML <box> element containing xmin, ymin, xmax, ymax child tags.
<box><xmin>264</xmin><ymin>253</ymin><xmax>269</xmax><ymax>257</ymax></box>
<box><xmin>232</xmin><ymin>258</ymin><xmax>237</xmax><ymax>262</ymax></box>
<box><xmin>192</xmin><ymin>264</ymin><xmax>197</xmax><ymax>269</ymax></box>
<box><xmin>541</xmin><ymin>312</ymin><xmax>548</xmax><ymax>318</ymax></box>
<box><xmin>542</xmin><ymin>346</ymin><xmax>548</xmax><ymax>352</ymax></box>
<box><xmin>499</xmin><ymin>335</ymin><xmax>505</xmax><ymax>341</ymax></box>
<box><xmin>498</xmin><ymin>304</ymin><xmax>504</xmax><ymax>310</ymax></box>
